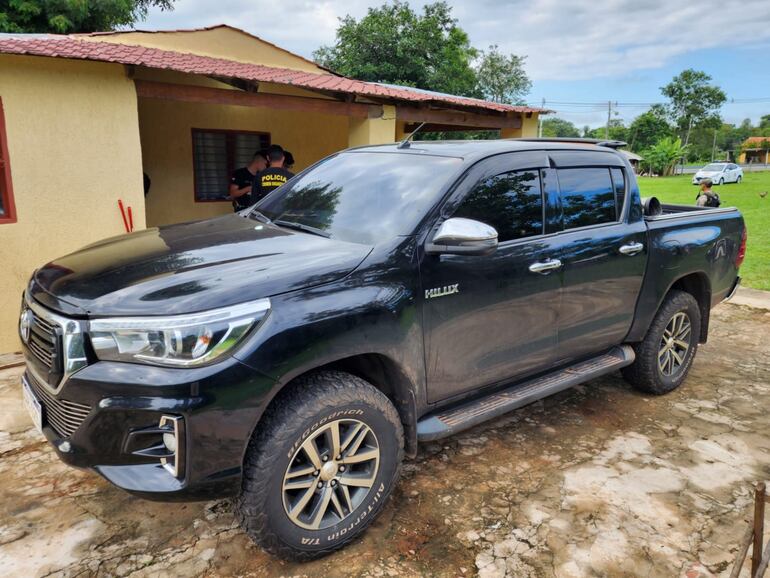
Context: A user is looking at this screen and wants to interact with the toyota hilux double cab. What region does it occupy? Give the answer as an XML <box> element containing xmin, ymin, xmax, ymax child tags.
<box><xmin>19</xmin><ymin>138</ymin><xmax>745</xmax><ymax>560</ymax></box>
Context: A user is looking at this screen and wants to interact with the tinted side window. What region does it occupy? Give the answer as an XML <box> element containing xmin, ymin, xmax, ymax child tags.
<box><xmin>454</xmin><ymin>170</ymin><xmax>543</xmax><ymax>242</ymax></box>
<box><xmin>557</xmin><ymin>168</ymin><xmax>616</xmax><ymax>229</ymax></box>
<box><xmin>610</xmin><ymin>168</ymin><xmax>625</xmax><ymax>220</ymax></box>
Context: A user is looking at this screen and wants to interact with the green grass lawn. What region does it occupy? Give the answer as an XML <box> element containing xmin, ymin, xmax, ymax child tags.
<box><xmin>637</xmin><ymin>172</ymin><xmax>770</xmax><ymax>290</ymax></box>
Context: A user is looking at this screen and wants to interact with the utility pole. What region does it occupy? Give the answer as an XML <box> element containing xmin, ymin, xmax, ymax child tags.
<box><xmin>711</xmin><ymin>129</ymin><xmax>718</xmax><ymax>162</ymax></box>
<box><xmin>538</xmin><ymin>98</ymin><xmax>545</xmax><ymax>137</ymax></box>
<box><xmin>606</xmin><ymin>101</ymin><xmax>612</xmax><ymax>140</ymax></box>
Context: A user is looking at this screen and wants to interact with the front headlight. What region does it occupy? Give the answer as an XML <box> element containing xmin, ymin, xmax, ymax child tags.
<box><xmin>89</xmin><ymin>298</ymin><xmax>270</xmax><ymax>367</ymax></box>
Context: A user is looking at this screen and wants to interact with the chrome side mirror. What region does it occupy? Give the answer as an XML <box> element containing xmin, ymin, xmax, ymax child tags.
<box><xmin>425</xmin><ymin>217</ymin><xmax>498</xmax><ymax>256</ymax></box>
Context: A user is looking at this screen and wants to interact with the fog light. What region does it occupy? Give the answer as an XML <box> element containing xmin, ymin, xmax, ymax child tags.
<box><xmin>162</xmin><ymin>432</ymin><xmax>177</xmax><ymax>453</ymax></box>
<box><xmin>158</xmin><ymin>415</ymin><xmax>184</xmax><ymax>479</ymax></box>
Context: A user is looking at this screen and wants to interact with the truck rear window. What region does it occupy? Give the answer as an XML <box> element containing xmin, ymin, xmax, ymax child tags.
<box><xmin>256</xmin><ymin>152</ymin><xmax>462</xmax><ymax>245</ymax></box>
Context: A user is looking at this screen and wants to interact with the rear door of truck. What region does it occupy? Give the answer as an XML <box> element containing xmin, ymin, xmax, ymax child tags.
<box><xmin>547</xmin><ymin>150</ymin><xmax>648</xmax><ymax>365</ymax></box>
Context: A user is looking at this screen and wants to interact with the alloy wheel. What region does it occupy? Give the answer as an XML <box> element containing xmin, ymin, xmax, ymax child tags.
<box><xmin>658</xmin><ymin>311</ymin><xmax>691</xmax><ymax>376</ymax></box>
<box><xmin>282</xmin><ymin>419</ymin><xmax>380</xmax><ymax>530</ymax></box>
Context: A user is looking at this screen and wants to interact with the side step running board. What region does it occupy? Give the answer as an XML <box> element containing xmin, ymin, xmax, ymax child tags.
<box><xmin>416</xmin><ymin>345</ymin><xmax>635</xmax><ymax>442</ymax></box>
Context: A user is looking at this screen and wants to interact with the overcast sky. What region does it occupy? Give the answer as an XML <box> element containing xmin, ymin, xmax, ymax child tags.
<box><xmin>142</xmin><ymin>0</ymin><xmax>770</xmax><ymax>128</ymax></box>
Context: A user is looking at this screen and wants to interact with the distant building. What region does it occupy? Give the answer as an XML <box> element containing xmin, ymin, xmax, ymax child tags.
<box><xmin>738</xmin><ymin>136</ymin><xmax>770</xmax><ymax>164</ymax></box>
<box><xmin>619</xmin><ymin>150</ymin><xmax>642</xmax><ymax>172</ymax></box>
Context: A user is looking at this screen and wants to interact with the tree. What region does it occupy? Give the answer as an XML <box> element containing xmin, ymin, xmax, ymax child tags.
<box><xmin>475</xmin><ymin>45</ymin><xmax>531</xmax><ymax>104</ymax></box>
<box><xmin>313</xmin><ymin>1</ymin><xmax>480</xmax><ymax>97</ymax></box>
<box><xmin>584</xmin><ymin>119</ymin><xmax>628</xmax><ymax>143</ymax></box>
<box><xmin>643</xmin><ymin>137</ymin><xmax>688</xmax><ymax>176</ymax></box>
<box><xmin>760</xmin><ymin>115</ymin><xmax>770</xmax><ymax>130</ymax></box>
<box><xmin>627</xmin><ymin>104</ymin><xmax>672</xmax><ymax>152</ymax></box>
<box><xmin>541</xmin><ymin>117</ymin><xmax>580</xmax><ymax>138</ymax></box>
<box><xmin>0</xmin><ymin>0</ymin><xmax>174</xmax><ymax>33</ymax></box>
<box><xmin>660</xmin><ymin>69</ymin><xmax>726</xmax><ymax>145</ymax></box>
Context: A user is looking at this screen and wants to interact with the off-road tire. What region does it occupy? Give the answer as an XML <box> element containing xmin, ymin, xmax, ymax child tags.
<box><xmin>621</xmin><ymin>290</ymin><xmax>701</xmax><ymax>395</ymax></box>
<box><xmin>236</xmin><ymin>371</ymin><xmax>404</xmax><ymax>561</ymax></box>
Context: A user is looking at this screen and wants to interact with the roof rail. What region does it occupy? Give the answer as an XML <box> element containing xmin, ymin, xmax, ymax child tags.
<box><xmin>513</xmin><ymin>137</ymin><xmax>628</xmax><ymax>150</ymax></box>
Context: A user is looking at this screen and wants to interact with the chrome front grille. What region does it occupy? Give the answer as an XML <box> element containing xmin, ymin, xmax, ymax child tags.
<box><xmin>27</xmin><ymin>371</ymin><xmax>91</xmax><ymax>438</ymax></box>
<box><xmin>27</xmin><ymin>310</ymin><xmax>57</xmax><ymax>370</ymax></box>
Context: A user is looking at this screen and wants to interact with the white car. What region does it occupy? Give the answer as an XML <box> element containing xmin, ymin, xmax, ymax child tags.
<box><xmin>692</xmin><ymin>162</ymin><xmax>743</xmax><ymax>185</ymax></box>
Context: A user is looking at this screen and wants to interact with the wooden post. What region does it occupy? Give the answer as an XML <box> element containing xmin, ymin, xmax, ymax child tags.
<box><xmin>730</xmin><ymin>524</ymin><xmax>754</xmax><ymax>578</ymax></box>
<box><xmin>753</xmin><ymin>482</ymin><xmax>766</xmax><ymax>577</ymax></box>
<box><xmin>754</xmin><ymin>538</ymin><xmax>770</xmax><ymax>578</ymax></box>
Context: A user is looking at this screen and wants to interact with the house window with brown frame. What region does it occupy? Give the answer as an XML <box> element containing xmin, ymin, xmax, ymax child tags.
<box><xmin>0</xmin><ymin>97</ymin><xmax>17</xmax><ymax>224</ymax></box>
<box><xmin>192</xmin><ymin>129</ymin><xmax>271</xmax><ymax>202</ymax></box>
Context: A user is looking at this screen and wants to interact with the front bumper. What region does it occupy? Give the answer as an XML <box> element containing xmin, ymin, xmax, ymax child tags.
<box><xmin>22</xmin><ymin>353</ymin><xmax>277</xmax><ymax>501</ymax></box>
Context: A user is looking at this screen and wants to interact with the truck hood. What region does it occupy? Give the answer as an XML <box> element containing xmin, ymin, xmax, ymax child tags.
<box><xmin>31</xmin><ymin>214</ymin><xmax>372</xmax><ymax>317</ymax></box>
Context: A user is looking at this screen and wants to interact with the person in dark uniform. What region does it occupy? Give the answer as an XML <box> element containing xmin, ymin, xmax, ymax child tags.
<box><xmin>283</xmin><ymin>150</ymin><xmax>295</xmax><ymax>171</ymax></box>
<box><xmin>229</xmin><ymin>150</ymin><xmax>268</xmax><ymax>211</ymax></box>
<box><xmin>252</xmin><ymin>145</ymin><xmax>294</xmax><ymax>203</ymax></box>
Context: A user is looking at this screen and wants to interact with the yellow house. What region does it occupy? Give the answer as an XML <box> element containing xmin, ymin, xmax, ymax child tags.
<box><xmin>0</xmin><ymin>25</ymin><xmax>545</xmax><ymax>353</ymax></box>
<box><xmin>738</xmin><ymin>136</ymin><xmax>770</xmax><ymax>165</ymax></box>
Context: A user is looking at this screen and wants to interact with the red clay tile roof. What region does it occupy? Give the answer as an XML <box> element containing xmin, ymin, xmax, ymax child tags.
<box><xmin>743</xmin><ymin>136</ymin><xmax>770</xmax><ymax>146</ymax></box>
<box><xmin>74</xmin><ymin>24</ymin><xmax>340</xmax><ymax>75</ymax></box>
<box><xmin>0</xmin><ymin>34</ymin><xmax>547</xmax><ymax>115</ymax></box>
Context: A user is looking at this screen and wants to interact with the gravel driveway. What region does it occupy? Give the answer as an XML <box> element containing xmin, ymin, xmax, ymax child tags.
<box><xmin>1</xmin><ymin>302</ymin><xmax>768</xmax><ymax>577</ymax></box>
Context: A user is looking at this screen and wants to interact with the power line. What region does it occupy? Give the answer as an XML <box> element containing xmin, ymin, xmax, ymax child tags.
<box><xmin>529</xmin><ymin>97</ymin><xmax>770</xmax><ymax>108</ymax></box>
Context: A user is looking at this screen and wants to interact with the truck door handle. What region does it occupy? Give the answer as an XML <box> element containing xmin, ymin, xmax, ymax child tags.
<box><xmin>619</xmin><ymin>242</ymin><xmax>644</xmax><ymax>256</ymax></box>
<box><xmin>528</xmin><ymin>259</ymin><xmax>563</xmax><ymax>274</ymax></box>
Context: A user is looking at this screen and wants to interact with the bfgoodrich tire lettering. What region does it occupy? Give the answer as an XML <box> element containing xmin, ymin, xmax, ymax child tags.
<box><xmin>236</xmin><ymin>371</ymin><xmax>404</xmax><ymax>561</ymax></box>
<box><xmin>622</xmin><ymin>290</ymin><xmax>701</xmax><ymax>395</ymax></box>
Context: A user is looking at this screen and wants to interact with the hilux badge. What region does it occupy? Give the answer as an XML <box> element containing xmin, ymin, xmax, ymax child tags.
<box><xmin>425</xmin><ymin>284</ymin><xmax>459</xmax><ymax>300</ymax></box>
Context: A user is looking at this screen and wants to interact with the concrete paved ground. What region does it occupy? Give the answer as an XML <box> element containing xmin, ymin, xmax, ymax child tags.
<box><xmin>1</xmin><ymin>301</ymin><xmax>769</xmax><ymax>577</ymax></box>
<box><xmin>730</xmin><ymin>286</ymin><xmax>770</xmax><ymax>311</ymax></box>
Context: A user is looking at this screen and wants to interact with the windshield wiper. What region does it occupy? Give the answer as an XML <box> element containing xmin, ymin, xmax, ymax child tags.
<box><xmin>247</xmin><ymin>209</ymin><xmax>272</xmax><ymax>224</ymax></box>
<box><xmin>274</xmin><ymin>220</ymin><xmax>331</xmax><ymax>238</ymax></box>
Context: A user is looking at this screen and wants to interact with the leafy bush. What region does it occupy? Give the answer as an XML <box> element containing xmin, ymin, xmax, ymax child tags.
<box><xmin>643</xmin><ymin>138</ymin><xmax>688</xmax><ymax>176</ymax></box>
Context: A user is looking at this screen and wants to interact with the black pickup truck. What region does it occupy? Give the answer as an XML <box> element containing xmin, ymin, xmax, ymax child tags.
<box><xmin>19</xmin><ymin>139</ymin><xmax>745</xmax><ymax>559</ymax></box>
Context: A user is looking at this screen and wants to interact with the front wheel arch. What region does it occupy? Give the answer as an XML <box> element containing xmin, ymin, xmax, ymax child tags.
<box><xmin>245</xmin><ymin>353</ymin><xmax>418</xmax><ymax>465</ymax></box>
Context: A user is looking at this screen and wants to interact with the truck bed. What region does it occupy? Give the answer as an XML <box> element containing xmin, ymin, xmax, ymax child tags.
<box><xmin>624</xmin><ymin>203</ymin><xmax>745</xmax><ymax>343</ymax></box>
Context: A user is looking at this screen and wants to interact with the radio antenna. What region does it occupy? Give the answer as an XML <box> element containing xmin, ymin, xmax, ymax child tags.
<box><xmin>397</xmin><ymin>122</ymin><xmax>426</xmax><ymax>149</ymax></box>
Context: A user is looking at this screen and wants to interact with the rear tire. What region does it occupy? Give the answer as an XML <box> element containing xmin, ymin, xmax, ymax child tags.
<box><xmin>737</xmin><ymin>175</ymin><xmax>742</xmax><ymax>184</ymax></box>
<box><xmin>718</xmin><ymin>177</ymin><xmax>725</xmax><ymax>185</ymax></box>
<box><xmin>236</xmin><ymin>371</ymin><xmax>404</xmax><ymax>561</ymax></box>
<box><xmin>622</xmin><ymin>290</ymin><xmax>701</xmax><ymax>395</ymax></box>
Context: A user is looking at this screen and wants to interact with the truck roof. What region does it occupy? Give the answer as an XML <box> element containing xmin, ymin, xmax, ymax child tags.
<box><xmin>348</xmin><ymin>138</ymin><xmax>627</xmax><ymax>163</ymax></box>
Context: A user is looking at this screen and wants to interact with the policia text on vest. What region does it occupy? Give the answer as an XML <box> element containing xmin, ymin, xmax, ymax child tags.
<box><xmin>252</xmin><ymin>167</ymin><xmax>293</xmax><ymax>203</ymax></box>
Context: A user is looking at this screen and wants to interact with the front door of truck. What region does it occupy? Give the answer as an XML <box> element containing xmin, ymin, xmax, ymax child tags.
<box><xmin>420</xmin><ymin>152</ymin><xmax>562</xmax><ymax>404</ymax></box>
<box><xmin>548</xmin><ymin>153</ymin><xmax>647</xmax><ymax>365</ymax></box>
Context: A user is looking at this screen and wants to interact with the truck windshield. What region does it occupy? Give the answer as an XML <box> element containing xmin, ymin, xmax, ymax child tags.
<box><xmin>255</xmin><ymin>152</ymin><xmax>463</xmax><ymax>244</ymax></box>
